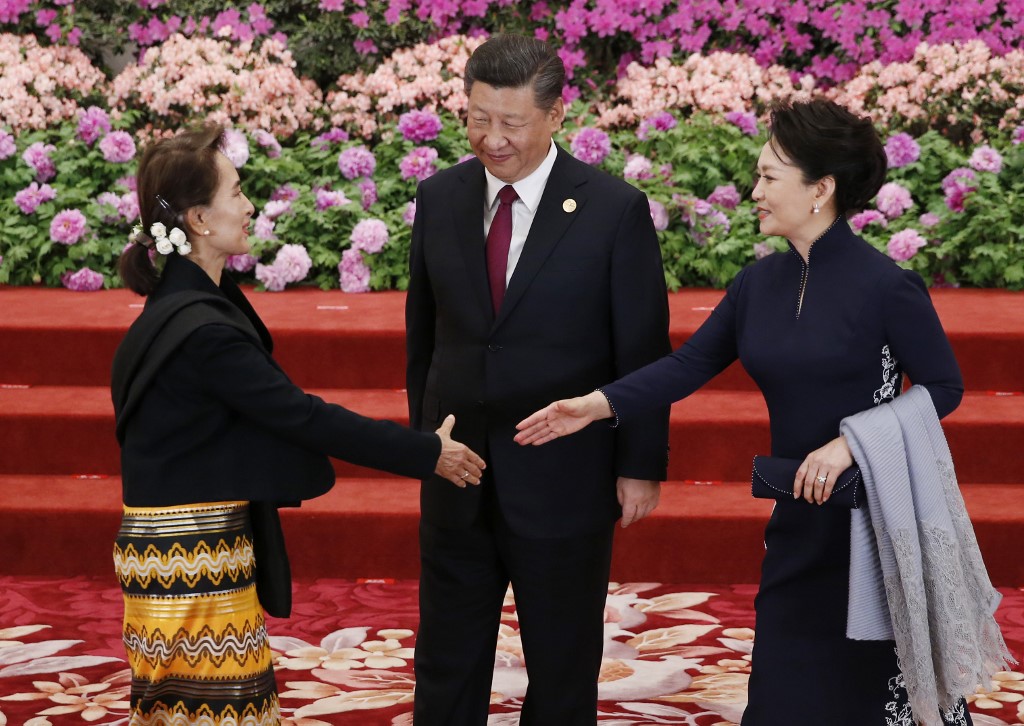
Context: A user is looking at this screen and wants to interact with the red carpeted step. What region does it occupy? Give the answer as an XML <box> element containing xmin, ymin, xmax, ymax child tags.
<box><xmin>2</xmin><ymin>288</ymin><xmax>1023</xmax><ymax>393</ymax></box>
<box><xmin>2</xmin><ymin>386</ymin><xmax>1023</xmax><ymax>485</ymax></box>
<box><xmin>2</xmin><ymin>475</ymin><xmax>1021</xmax><ymax>586</ymax></box>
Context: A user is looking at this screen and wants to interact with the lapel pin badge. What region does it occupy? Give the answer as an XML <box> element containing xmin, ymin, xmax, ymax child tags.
<box><xmin>562</xmin><ymin>198</ymin><xmax>577</xmax><ymax>213</ymax></box>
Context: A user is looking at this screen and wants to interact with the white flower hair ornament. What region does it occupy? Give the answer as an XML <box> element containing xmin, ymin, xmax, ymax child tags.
<box><xmin>129</xmin><ymin>195</ymin><xmax>192</xmax><ymax>255</ymax></box>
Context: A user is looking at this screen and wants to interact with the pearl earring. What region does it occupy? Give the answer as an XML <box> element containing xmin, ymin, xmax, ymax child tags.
<box><xmin>812</xmin><ymin>203</ymin><xmax>820</xmax><ymax>214</ymax></box>
<box><xmin>203</xmin><ymin>230</ymin><xmax>211</xmax><ymax>235</ymax></box>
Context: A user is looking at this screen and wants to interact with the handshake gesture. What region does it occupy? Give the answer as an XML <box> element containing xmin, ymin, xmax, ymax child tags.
<box><xmin>434</xmin><ymin>414</ymin><xmax>486</xmax><ymax>487</ymax></box>
<box><xmin>513</xmin><ymin>391</ymin><xmax>613</xmax><ymax>446</ymax></box>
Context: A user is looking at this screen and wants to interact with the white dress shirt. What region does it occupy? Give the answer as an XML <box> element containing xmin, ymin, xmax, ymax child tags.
<box><xmin>482</xmin><ymin>141</ymin><xmax>559</xmax><ymax>288</ymax></box>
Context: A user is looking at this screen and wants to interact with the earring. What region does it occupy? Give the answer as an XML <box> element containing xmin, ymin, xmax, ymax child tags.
<box><xmin>812</xmin><ymin>203</ymin><xmax>820</xmax><ymax>214</ymax></box>
<box><xmin>203</xmin><ymin>230</ymin><xmax>211</xmax><ymax>235</ymax></box>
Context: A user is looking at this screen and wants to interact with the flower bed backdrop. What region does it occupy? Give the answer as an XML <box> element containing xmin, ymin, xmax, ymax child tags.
<box><xmin>1</xmin><ymin>0</ymin><xmax>1023</xmax><ymax>292</ymax></box>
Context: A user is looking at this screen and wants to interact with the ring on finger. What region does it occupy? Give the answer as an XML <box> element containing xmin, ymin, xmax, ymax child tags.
<box><xmin>816</xmin><ymin>474</ymin><xmax>827</xmax><ymax>485</ymax></box>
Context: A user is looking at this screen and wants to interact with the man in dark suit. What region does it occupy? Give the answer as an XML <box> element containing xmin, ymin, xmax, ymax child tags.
<box><xmin>405</xmin><ymin>33</ymin><xmax>671</xmax><ymax>725</ymax></box>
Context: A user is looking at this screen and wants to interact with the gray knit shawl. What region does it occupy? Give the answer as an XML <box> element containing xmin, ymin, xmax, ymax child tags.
<box><xmin>840</xmin><ymin>385</ymin><xmax>1014</xmax><ymax>726</ymax></box>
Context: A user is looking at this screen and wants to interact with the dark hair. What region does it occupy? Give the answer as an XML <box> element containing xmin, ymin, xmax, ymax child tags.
<box><xmin>767</xmin><ymin>98</ymin><xmax>887</xmax><ymax>216</ymax></box>
<box><xmin>463</xmin><ymin>34</ymin><xmax>565</xmax><ymax>111</ymax></box>
<box><xmin>119</xmin><ymin>124</ymin><xmax>226</xmax><ymax>295</ymax></box>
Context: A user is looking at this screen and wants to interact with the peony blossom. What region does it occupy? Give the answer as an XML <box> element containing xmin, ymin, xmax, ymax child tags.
<box><xmin>255</xmin><ymin>262</ymin><xmax>288</xmax><ymax>291</ymax></box>
<box><xmin>403</xmin><ymin>199</ymin><xmax>417</xmax><ymax>226</ymax></box>
<box><xmin>887</xmin><ymin>229</ymin><xmax>927</xmax><ymax>261</ymax></box>
<box><xmin>968</xmin><ymin>145</ymin><xmax>1003</xmax><ymax>174</ymax></box>
<box><xmin>315</xmin><ymin>188</ymin><xmax>352</xmax><ymax>211</ymax></box>
<box><xmin>273</xmin><ymin>244</ymin><xmax>313</xmax><ymax>284</ymax></box>
<box><xmin>50</xmin><ymin>209</ymin><xmax>88</xmax><ymax>245</ymax></box>
<box><xmin>312</xmin><ymin>127</ymin><xmax>350</xmax><ymax>150</ymax></box>
<box><xmin>339</xmin><ymin>247</ymin><xmax>371</xmax><ymax>292</ymax></box>
<box><xmin>118</xmin><ymin>191</ymin><xmax>140</xmax><ymax>221</ymax></box>
<box><xmin>253</xmin><ymin>213</ymin><xmax>276</xmax><ymax>240</ymax></box>
<box><xmin>271</xmin><ymin>184</ymin><xmax>300</xmax><ymax>202</ymax></box>
<box><xmin>0</xmin><ymin>130</ymin><xmax>15</xmax><ymax>160</ymax></box>
<box><xmin>397</xmin><ymin>109</ymin><xmax>443</xmax><ymax>142</ymax></box>
<box><xmin>753</xmin><ymin>242</ymin><xmax>774</xmax><ymax>260</ymax></box>
<box><xmin>636</xmin><ymin>111</ymin><xmax>677</xmax><ymax>140</ymax></box>
<box><xmin>220</xmin><ymin>128</ymin><xmax>250</xmax><ymax>167</ymax></box>
<box><xmin>849</xmin><ymin>210</ymin><xmax>888</xmax><ymax>231</ymax></box>
<box><xmin>350</xmin><ymin>218</ymin><xmax>389</xmax><ymax>253</ymax></box>
<box><xmin>919</xmin><ymin>212</ymin><xmax>940</xmax><ymax>228</ymax></box>
<box><xmin>22</xmin><ymin>142</ymin><xmax>57</xmax><ymax>182</ymax></box>
<box><xmin>61</xmin><ymin>267</ymin><xmax>104</xmax><ymax>292</ymax></box>
<box><xmin>874</xmin><ymin>182</ymin><xmax>913</xmax><ymax>219</ymax></box>
<box><xmin>623</xmin><ymin>154</ymin><xmax>654</xmax><ymax>180</ymax></box>
<box><xmin>570</xmin><ymin>127</ymin><xmax>611</xmax><ymax>165</ymax></box>
<box><xmin>358</xmin><ymin>178</ymin><xmax>378</xmax><ymax>209</ymax></box>
<box><xmin>14</xmin><ymin>182</ymin><xmax>57</xmax><ymax>214</ymax></box>
<box><xmin>707</xmin><ymin>185</ymin><xmax>741</xmax><ymax>209</ymax></box>
<box><xmin>725</xmin><ymin>111</ymin><xmax>759</xmax><ymax>136</ymax></box>
<box><xmin>226</xmin><ymin>253</ymin><xmax>258</xmax><ymax>273</ymax></box>
<box><xmin>99</xmin><ymin>131</ymin><xmax>137</xmax><ymax>163</ymax></box>
<box><xmin>399</xmin><ymin>147</ymin><xmax>438</xmax><ymax>182</ymax></box>
<box><xmin>262</xmin><ymin>199</ymin><xmax>292</xmax><ymax>220</ymax></box>
<box><xmin>884</xmin><ymin>133</ymin><xmax>920</xmax><ymax>169</ymax></box>
<box><xmin>253</xmin><ymin>129</ymin><xmax>282</xmax><ymax>158</ymax></box>
<box><xmin>338</xmin><ymin>146</ymin><xmax>377</xmax><ymax>179</ymax></box>
<box><xmin>77</xmin><ymin>107</ymin><xmax>112</xmax><ymax>146</ymax></box>
<box><xmin>1013</xmin><ymin>126</ymin><xmax>1024</xmax><ymax>146</ymax></box>
<box><xmin>649</xmin><ymin>200</ymin><xmax>669</xmax><ymax>231</ymax></box>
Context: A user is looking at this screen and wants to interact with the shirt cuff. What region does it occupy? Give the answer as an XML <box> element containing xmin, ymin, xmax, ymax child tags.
<box><xmin>595</xmin><ymin>388</ymin><xmax>620</xmax><ymax>428</ymax></box>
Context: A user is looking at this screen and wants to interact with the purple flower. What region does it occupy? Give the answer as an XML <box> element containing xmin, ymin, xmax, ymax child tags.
<box><xmin>884</xmin><ymin>133</ymin><xmax>920</xmax><ymax>169</ymax></box>
<box><xmin>312</xmin><ymin>127</ymin><xmax>350</xmax><ymax>151</ymax></box>
<box><xmin>358</xmin><ymin>178</ymin><xmax>377</xmax><ymax>210</ymax></box>
<box><xmin>262</xmin><ymin>199</ymin><xmax>292</xmax><ymax>220</ymax></box>
<box><xmin>96</xmin><ymin>191</ymin><xmax>120</xmax><ymax>222</ymax></box>
<box><xmin>14</xmin><ymin>182</ymin><xmax>57</xmax><ymax>214</ymax></box>
<box><xmin>969</xmin><ymin>145</ymin><xmax>1003</xmax><ymax>174</ymax></box>
<box><xmin>254</xmin><ymin>129</ymin><xmax>282</xmax><ymax>158</ymax></box>
<box><xmin>226</xmin><ymin>254</ymin><xmax>258</xmax><ymax>273</ymax></box>
<box><xmin>271</xmin><ymin>184</ymin><xmax>300</xmax><ymax>202</ymax></box>
<box><xmin>350</xmin><ymin>218</ymin><xmax>389</xmax><ymax>253</ymax></box>
<box><xmin>941</xmin><ymin>168</ymin><xmax>977</xmax><ymax>195</ymax></box>
<box><xmin>707</xmin><ymin>184</ymin><xmax>740</xmax><ymax>210</ymax></box>
<box><xmin>875</xmin><ymin>182</ymin><xmax>913</xmax><ymax>219</ymax></box>
<box><xmin>315</xmin><ymin>188</ymin><xmax>352</xmax><ymax>211</ymax></box>
<box><xmin>274</xmin><ymin>244</ymin><xmax>313</xmax><ymax>284</ymax></box>
<box><xmin>623</xmin><ymin>154</ymin><xmax>654</xmax><ymax>180</ymax></box>
<box><xmin>0</xmin><ymin>129</ymin><xmax>15</xmax><ymax>160</ymax></box>
<box><xmin>397</xmin><ymin>109</ymin><xmax>444</xmax><ymax>143</ymax></box>
<box><xmin>919</xmin><ymin>212</ymin><xmax>940</xmax><ymax>229</ymax></box>
<box><xmin>636</xmin><ymin>111</ymin><xmax>677</xmax><ymax>141</ymax></box>
<box><xmin>1013</xmin><ymin>126</ymin><xmax>1024</xmax><ymax>146</ymax></box>
<box><xmin>338</xmin><ymin>146</ymin><xmax>376</xmax><ymax>179</ymax></box>
<box><xmin>725</xmin><ymin>111</ymin><xmax>759</xmax><ymax>136</ymax></box>
<box><xmin>99</xmin><ymin>131</ymin><xmax>137</xmax><ymax>163</ymax></box>
<box><xmin>23</xmin><ymin>142</ymin><xmax>57</xmax><ymax>182</ymax></box>
<box><xmin>61</xmin><ymin>267</ymin><xmax>104</xmax><ymax>292</ymax></box>
<box><xmin>50</xmin><ymin>209</ymin><xmax>88</xmax><ymax>245</ymax></box>
<box><xmin>253</xmin><ymin>213</ymin><xmax>276</xmax><ymax>240</ymax></box>
<box><xmin>353</xmin><ymin>39</ymin><xmax>378</xmax><ymax>55</ymax></box>
<box><xmin>77</xmin><ymin>107</ymin><xmax>111</xmax><ymax>146</ymax></box>
<box><xmin>116</xmin><ymin>174</ymin><xmax>137</xmax><ymax>192</ymax></box>
<box><xmin>887</xmin><ymin>229</ymin><xmax>927</xmax><ymax>262</ymax></box>
<box><xmin>399</xmin><ymin>147</ymin><xmax>438</xmax><ymax>182</ymax></box>
<box><xmin>753</xmin><ymin>242</ymin><xmax>774</xmax><ymax>260</ymax></box>
<box><xmin>403</xmin><ymin>199</ymin><xmax>417</xmax><ymax>226</ymax></box>
<box><xmin>339</xmin><ymin>248</ymin><xmax>371</xmax><ymax>293</ymax></box>
<box><xmin>255</xmin><ymin>262</ymin><xmax>288</xmax><ymax>292</ymax></box>
<box><xmin>117</xmin><ymin>191</ymin><xmax>139</xmax><ymax>222</ymax></box>
<box><xmin>570</xmin><ymin>127</ymin><xmax>611</xmax><ymax>165</ymax></box>
<box><xmin>220</xmin><ymin>128</ymin><xmax>250</xmax><ymax>168</ymax></box>
<box><xmin>849</xmin><ymin>209</ymin><xmax>888</xmax><ymax>231</ymax></box>
<box><xmin>648</xmin><ymin>200</ymin><xmax>669</xmax><ymax>231</ymax></box>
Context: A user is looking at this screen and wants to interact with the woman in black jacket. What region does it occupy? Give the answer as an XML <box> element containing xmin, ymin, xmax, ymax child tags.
<box><xmin>110</xmin><ymin>124</ymin><xmax>484</xmax><ymax>725</ymax></box>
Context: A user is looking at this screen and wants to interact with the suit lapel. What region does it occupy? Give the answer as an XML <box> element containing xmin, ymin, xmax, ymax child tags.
<box><xmin>452</xmin><ymin>161</ymin><xmax>494</xmax><ymax>319</ymax></box>
<box><xmin>494</xmin><ymin>147</ymin><xmax>587</xmax><ymax>329</ymax></box>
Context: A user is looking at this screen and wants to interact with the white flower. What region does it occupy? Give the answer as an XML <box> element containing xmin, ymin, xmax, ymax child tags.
<box><xmin>128</xmin><ymin>224</ymin><xmax>142</xmax><ymax>244</ymax></box>
<box><xmin>155</xmin><ymin>238</ymin><xmax>174</xmax><ymax>255</ymax></box>
<box><xmin>150</xmin><ymin>222</ymin><xmax>167</xmax><ymax>239</ymax></box>
<box><xmin>168</xmin><ymin>227</ymin><xmax>187</xmax><ymax>245</ymax></box>
<box><xmin>177</xmin><ymin>241</ymin><xmax>192</xmax><ymax>255</ymax></box>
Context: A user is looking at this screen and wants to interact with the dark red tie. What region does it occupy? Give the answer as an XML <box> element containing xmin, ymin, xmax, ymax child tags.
<box><xmin>486</xmin><ymin>185</ymin><xmax>518</xmax><ymax>314</ymax></box>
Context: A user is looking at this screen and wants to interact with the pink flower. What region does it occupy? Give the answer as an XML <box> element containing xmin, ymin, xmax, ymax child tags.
<box><xmin>350</xmin><ymin>218</ymin><xmax>389</xmax><ymax>253</ymax></box>
<box><xmin>725</xmin><ymin>111</ymin><xmax>759</xmax><ymax>136</ymax></box>
<box><xmin>968</xmin><ymin>145</ymin><xmax>1003</xmax><ymax>174</ymax></box>
<box><xmin>226</xmin><ymin>253</ymin><xmax>258</xmax><ymax>272</ymax></box>
<box><xmin>350</xmin><ymin>10</ymin><xmax>370</xmax><ymax>27</ymax></box>
<box><xmin>884</xmin><ymin>133</ymin><xmax>920</xmax><ymax>168</ymax></box>
<box><xmin>255</xmin><ymin>262</ymin><xmax>288</xmax><ymax>291</ymax></box>
<box><xmin>570</xmin><ymin>127</ymin><xmax>611</xmax><ymax>165</ymax></box>
<box><xmin>253</xmin><ymin>213</ymin><xmax>276</xmax><ymax>240</ymax></box>
<box><xmin>61</xmin><ymin>267</ymin><xmax>104</xmax><ymax>292</ymax></box>
<box><xmin>397</xmin><ymin>109</ymin><xmax>444</xmax><ymax>143</ymax></box>
<box><xmin>623</xmin><ymin>154</ymin><xmax>654</xmax><ymax>180</ymax></box>
<box><xmin>753</xmin><ymin>242</ymin><xmax>774</xmax><ymax>259</ymax></box>
<box><xmin>399</xmin><ymin>147</ymin><xmax>438</xmax><ymax>182</ymax></box>
<box><xmin>99</xmin><ymin>131</ymin><xmax>137</xmax><ymax>163</ymax></box>
<box><xmin>875</xmin><ymin>182</ymin><xmax>913</xmax><ymax>219</ymax></box>
<box><xmin>887</xmin><ymin>229</ymin><xmax>927</xmax><ymax>261</ymax></box>
<box><xmin>117</xmin><ymin>192</ymin><xmax>139</xmax><ymax>222</ymax></box>
<box><xmin>649</xmin><ymin>199</ymin><xmax>669</xmax><ymax>231</ymax></box>
<box><xmin>358</xmin><ymin>178</ymin><xmax>377</xmax><ymax>209</ymax></box>
<box><xmin>254</xmin><ymin>129</ymin><xmax>281</xmax><ymax>158</ymax></box>
<box><xmin>312</xmin><ymin>127</ymin><xmax>350</xmax><ymax>150</ymax></box>
<box><xmin>315</xmin><ymin>187</ymin><xmax>350</xmax><ymax>211</ymax></box>
<box><xmin>0</xmin><ymin>130</ymin><xmax>15</xmax><ymax>160</ymax></box>
<box><xmin>262</xmin><ymin>199</ymin><xmax>292</xmax><ymax>221</ymax></box>
<box><xmin>339</xmin><ymin>247</ymin><xmax>371</xmax><ymax>292</ymax></box>
<box><xmin>22</xmin><ymin>142</ymin><xmax>57</xmax><ymax>182</ymax></box>
<box><xmin>220</xmin><ymin>129</ymin><xmax>250</xmax><ymax>168</ymax></box>
<box><xmin>77</xmin><ymin>107</ymin><xmax>111</xmax><ymax>146</ymax></box>
<box><xmin>941</xmin><ymin>168</ymin><xmax>977</xmax><ymax>195</ymax></box>
<box><xmin>636</xmin><ymin>111</ymin><xmax>678</xmax><ymax>140</ymax></box>
<box><xmin>273</xmin><ymin>244</ymin><xmax>313</xmax><ymax>283</ymax></box>
<box><xmin>271</xmin><ymin>184</ymin><xmax>300</xmax><ymax>202</ymax></box>
<box><xmin>403</xmin><ymin>199</ymin><xmax>417</xmax><ymax>226</ymax></box>
<box><xmin>707</xmin><ymin>184</ymin><xmax>740</xmax><ymax>209</ymax></box>
<box><xmin>919</xmin><ymin>212</ymin><xmax>941</xmax><ymax>228</ymax></box>
<box><xmin>50</xmin><ymin>209</ymin><xmax>88</xmax><ymax>245</ymax></box>
<box><xmin>1013</xmin><ymin>126</ymin><xmax>1024</xmax><ymax>145</ymax></box>
<box><xmin>354</xmin><ymin>39</ymin><xmax>378</xmax><ymax>55</ymax></box>
<box><xmin>319</xmin><ymin>0</ymin><xmax>345</xmax><ymax>9</ymax></box>
<box><xmin>14</xmin><ymin>182</ymin><xmax>57</xmax><ymax>214</ymax></box>
<box><xmin>849</xmin><ymin>209</ymin><xmax>888</xmax><ymax>231</ymax></box>
<box><xmin>338</xmin><ymin>146</ymin><xmax>376</xmax><ymax>179</ymax></box>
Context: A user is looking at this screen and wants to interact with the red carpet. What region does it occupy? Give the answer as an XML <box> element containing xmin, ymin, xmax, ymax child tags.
<box><xmin>1</xmin><ymin>576</ymin><xmax>1022</xmax><ymax>725</ymax></box>
<box><xmin>1</xmin><ymin>286</ymin><xmax>1023</xmax><ymax>586</ymax></box>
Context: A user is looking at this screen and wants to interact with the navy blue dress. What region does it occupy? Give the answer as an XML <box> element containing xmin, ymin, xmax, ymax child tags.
<box><xmin>602</xmin><ymin>218</ymin><xmax>969</xmax><ymax>725</ymax></box>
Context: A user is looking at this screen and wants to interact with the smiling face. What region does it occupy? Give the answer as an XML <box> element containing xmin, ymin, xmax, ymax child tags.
<box><xmin>751</xmin><ymin>141</ymin><xmax>837</xmax><ymax>249</ymax></box>
<box><xmin>188</xmin><ymin>152</ymin><xmax>255</xmax><ymax>261</ymax></box>
<box><xmin>466</xmin><ymin>81</ymin><xmax>564</xmax><ymax>184</ymax></box>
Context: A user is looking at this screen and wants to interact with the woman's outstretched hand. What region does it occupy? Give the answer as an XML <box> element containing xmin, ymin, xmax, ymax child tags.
<box><xmin>434</xmin><ymin>414</ymin><xmax>486</xmax><ymax>487</ymax></box>
<box><xmin>514</xmin><ymin>391</ymin><xmax>613</xmax><ymax>446</ymax></box>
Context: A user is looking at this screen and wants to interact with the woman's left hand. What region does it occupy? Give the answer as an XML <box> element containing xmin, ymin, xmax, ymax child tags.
<box><xmin>794</xmin><ymin>435</ymin><xmax>854</xmax><ymax>504</ymax></box>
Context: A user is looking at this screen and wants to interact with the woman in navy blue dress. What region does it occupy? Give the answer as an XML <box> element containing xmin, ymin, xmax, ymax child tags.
<box><xmin>515</xmin><ymin>99</ymin><xmax>969</xmax><ymax>725</ymax></box>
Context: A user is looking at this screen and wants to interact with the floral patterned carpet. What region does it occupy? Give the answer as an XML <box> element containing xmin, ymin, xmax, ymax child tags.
<box><xmin>1</xmin><ymin>576</ymin><xmax>1022</xmax><ymax>726</ymax></box>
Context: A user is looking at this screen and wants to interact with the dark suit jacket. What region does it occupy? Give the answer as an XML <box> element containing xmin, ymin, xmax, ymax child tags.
<box><xmin>113</xmin><ymin>255</ymin><xmax>440</xmax><ymax>508</ymax></box>
<box><xmin>406</xmin><ymin>145</ymin><xmax>671</xmax><ymax>538</ymax></box>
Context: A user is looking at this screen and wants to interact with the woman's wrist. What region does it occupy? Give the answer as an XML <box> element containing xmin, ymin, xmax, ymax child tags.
<box><xmin>591</xmin><ymin>389</ymin><xmax>616</xmax><ymax>424</ymax></box>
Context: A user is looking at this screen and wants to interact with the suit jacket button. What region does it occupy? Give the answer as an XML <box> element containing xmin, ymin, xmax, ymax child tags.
<box><xmin>488</xmin><ymin>343</ymin><xmax>502</xmax><ymax>352</ymax></box>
